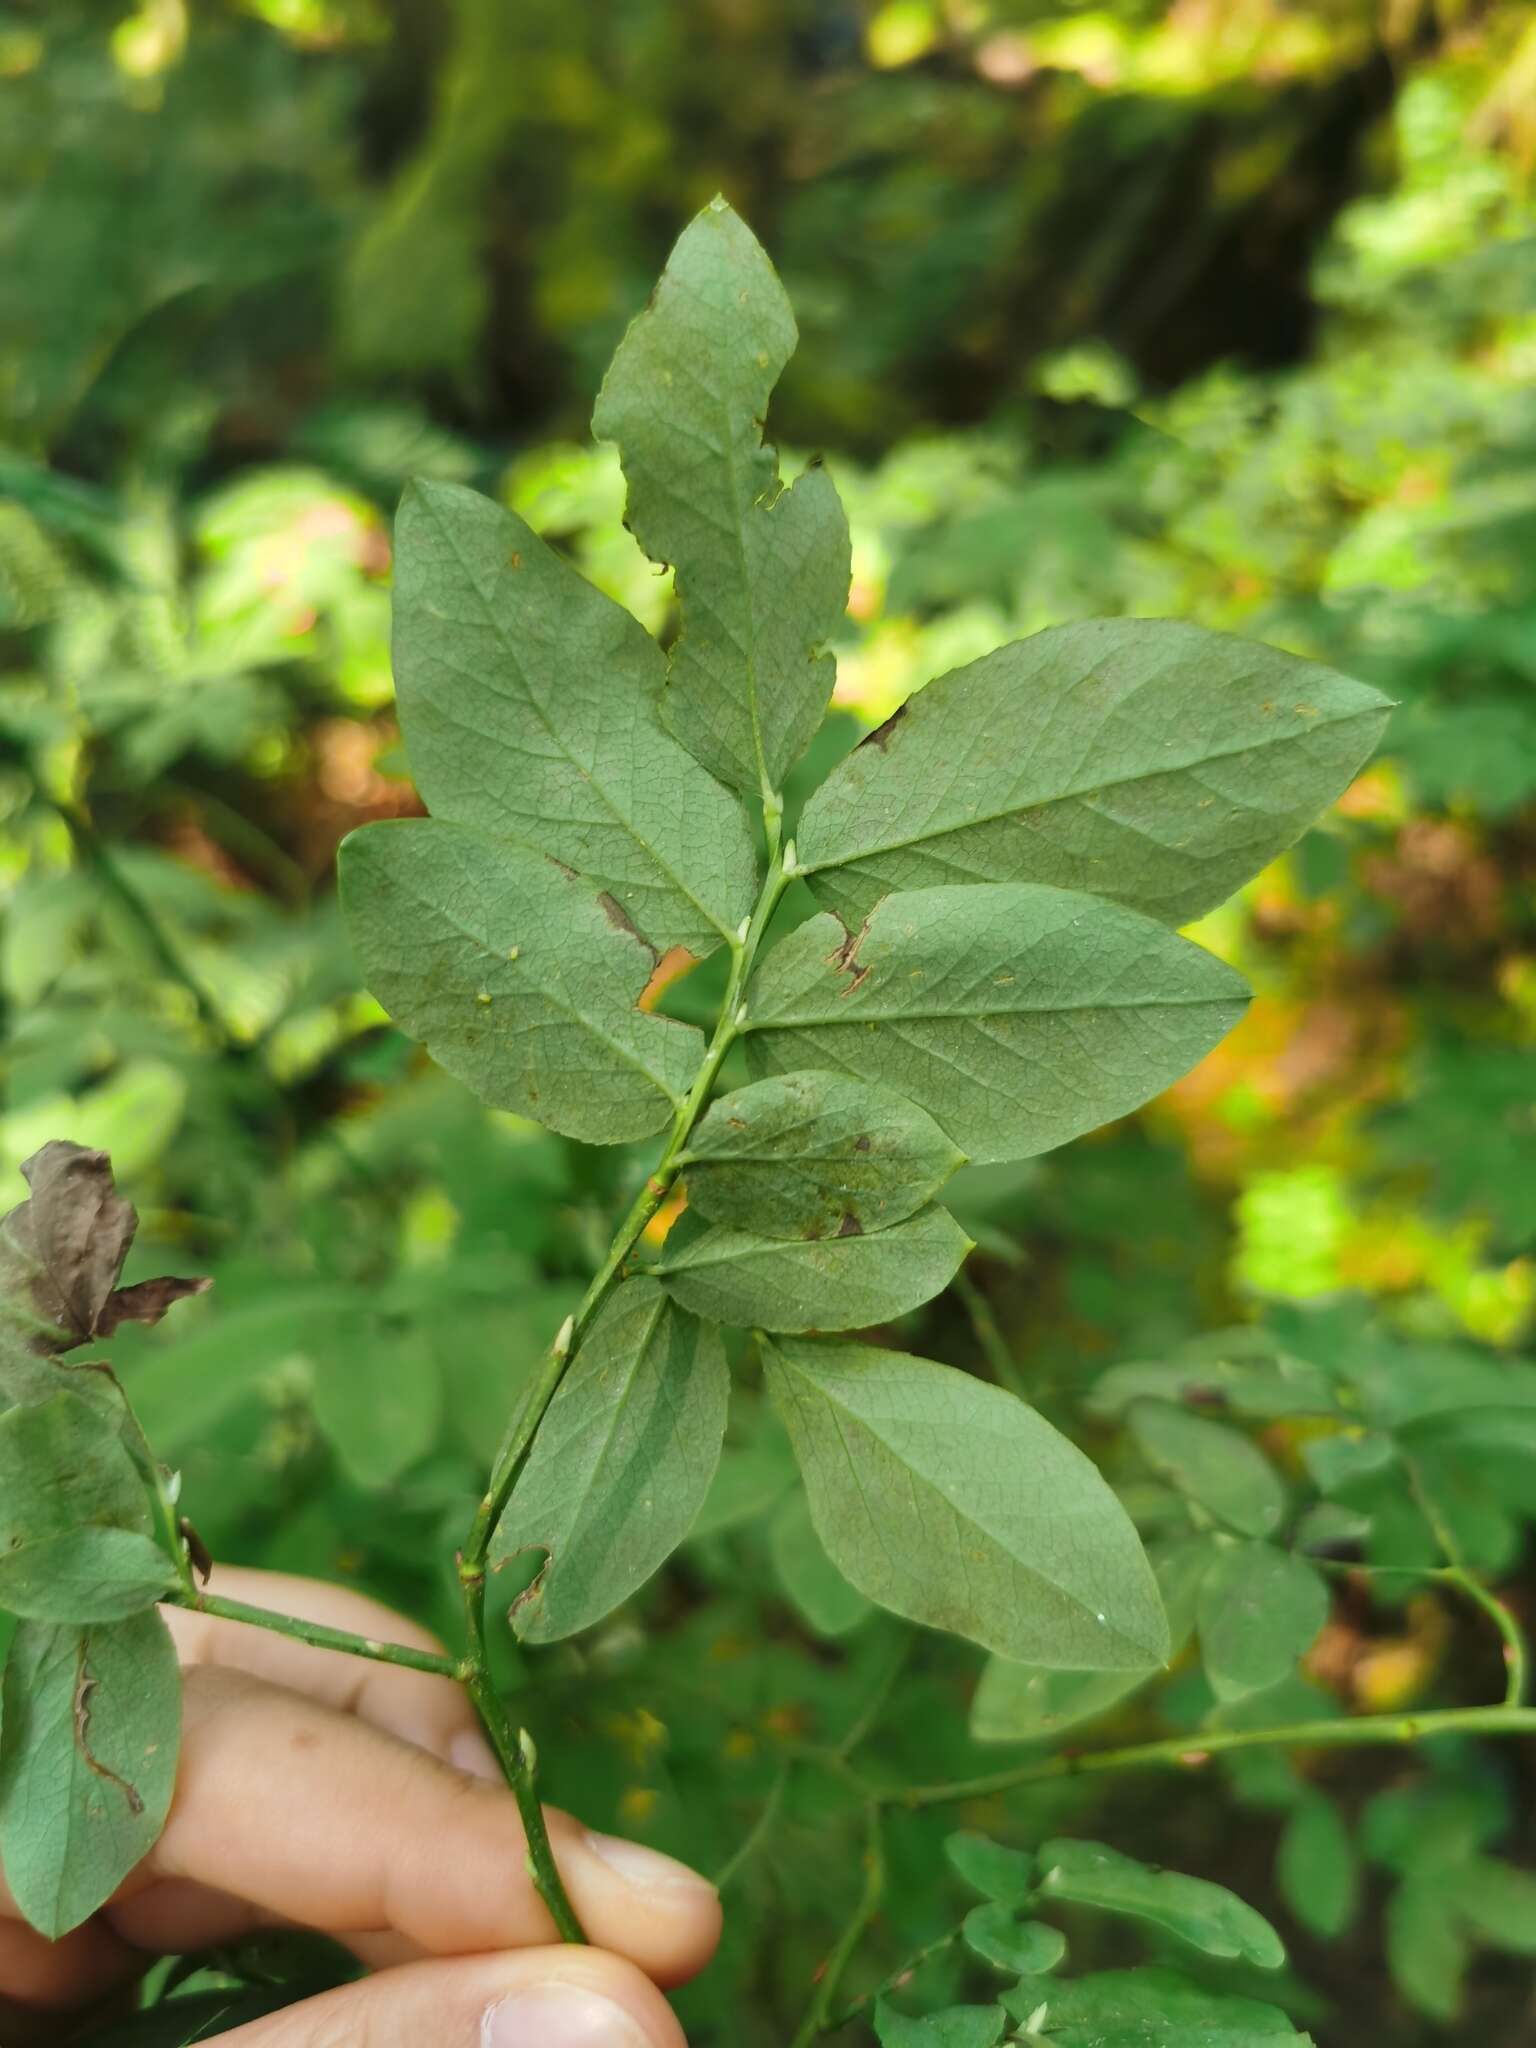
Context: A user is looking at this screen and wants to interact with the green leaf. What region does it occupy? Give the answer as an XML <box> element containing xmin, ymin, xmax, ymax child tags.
<box><xmin>946</xmin><ymin>1831</ymin><xmax>1037</xmax><ymax>1904</ymax></box>
<box><xmin>1386</xmin><ymin>1872</ymin><xmax>1467</xmax><ymax>2020</ymax></box>
<box><xmin>970</xmin><ymin>1536</ymin><xmax>1212</xmax><ymax>1744</ymax></box>
<box><xmin>685</xmin><ymin>1071</ymin><xmax>965</xmax><ymax>1240</ymax></box>
<box><xmin>875</xmin><ymin>2002</ymin><xmax>1007</xmax><ymax>2048</ymax></box>
<box><xmin>687</xmin><ymin>1398</ymin><xmax>796</xmax><ymax>1539</ymax></box>
<box><xmin>1197</xmin><ymin>1542</ymin><xmax>1329</xmax><ymax>1703</ymax></box>
<box><xmin>339</xmin><ymin>819</ymin><xmax>701</xmax><ymax>1143</ymax></box>
<box><xmin>743</xmin><ymin>884</ymin><xmax>1248</xmax><ymax>1165</ymax></box>
<box><xmin>795</xmin><ymin>619</ymin><xmax>1391</xmax><ymax>927</ymax></box>
<box><xmin>593</xmin><ymin>199</ymin><xmax>851</xmax><ymax>798</ymax></box>
<box><xmin>391</xmin><ymin>480</ymin><xmax>755</xmax><ymax>958</ymax></box>
<box><xmin>963</xmin><ymin>1904</ymin><xmax>1068</xmax><ymax>1974</ymax></box>
<box><xmin>311</xmin><ymin>1326</ymin><xmax>442</xmax><ymax>1490</ymax></box>
<box><xmin>763</xmin><ymin>1337</ymin><xmax>1169</xmax><ymax>1667</ymax></box>
<box><xmin>491</xmin><ymin>1279</ymin><xmax>728</xmax><ymax>1642</ymax></box>
<box><xmin>1276</xmin><ymin>1792</ymin><xmax>1358</xmax><ymax>1939</ymax></box>
<box><xmin>0</xmin><ymin>1392</ymin><xmax>173</xmax><ymax>1622</ymax></box>
<box><xmin>1037</xmin><ymin>1839</ymin><xmax>1287</xmax><ymax>1969</ymax></box>
<box><xmin>1002</xmin><ymin>1967</ymin><xmax>1305</xmax><ymax>2042</ymax></box>
<box><xmin>769</xmin><ymin>1491</ymin><xmax>873</xmax><ymax>1636</ymax></box>
<box><xmin>651</xmin><ymin>1204</ymin><xmax>971</xmax><ymax>1331</ymax></box>
<box><xmin>1457</xmin><ymin>1855</ymin><xmax>1536</xmax><ymax>1955</ymax></box>
<box><xmin>0</xmin><ymin>1608</ymin><xmax>180</xmax><ymax>1936</ymax></box>
<box><xmin>1127</xmin><ymin>1401</ymin><xmax>1284</xmax><ymax>1537</ymax></box>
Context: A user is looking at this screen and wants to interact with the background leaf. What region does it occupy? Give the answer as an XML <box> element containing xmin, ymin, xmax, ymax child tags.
<box><xmin>1037</xmin><ymin>1840</ymin><xmax>1288</xmax><ymax>1969</ymax></box>
<box><xmin>1197</xmin><ymin>1542</ymin><xmax>1330</xmax><ymax>1702</ymax></box>
<box><xmin>1127</xmin><ymin>1400</ymin><xmax>1285</xmax><ymax>1538</ymax></box>
<box><xmin>769</xmin><ymin>1490</ymin><xmax>873</xmax><ymax>1637</ymax></box>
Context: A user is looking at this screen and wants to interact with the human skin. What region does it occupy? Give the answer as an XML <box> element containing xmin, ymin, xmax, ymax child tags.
<box><xmin>0</xmin><ymin>1569</ymin><xmax>722</xmax><ymax>2046</ymax></box>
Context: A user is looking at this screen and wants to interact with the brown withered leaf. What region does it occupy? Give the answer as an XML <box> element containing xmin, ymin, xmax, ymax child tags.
<box><xmin>0</xmin><ymin>1142</ymin><xmax>210</xmax><ymax>1355</ymax></box>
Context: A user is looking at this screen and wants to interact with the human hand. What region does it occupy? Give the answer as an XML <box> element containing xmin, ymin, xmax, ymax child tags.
<box><xmin>0</xmin><ymin>1568</ymin><xmax>721</xmax><ymax>2045</ymax></box>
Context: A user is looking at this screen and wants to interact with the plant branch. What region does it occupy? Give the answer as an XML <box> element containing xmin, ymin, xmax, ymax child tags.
<box><xmin>1403</xmin><ymin>1456</ymin><xmax>1529</xmax><ymax>1708</ymax></box>
<box><xmin>165</xmin><ymin>1589</ymin><xmax>466</xmax><ymax>1680</ymax></box>
<box><xmin>449</xmin><ymin>838</ymin><xmax>794</xmax><ymax>1944</ymax></box>
<box><xmin>889</xmin><ymin>1702</ymin><xmax>1536</xmax><ymax>1809</ymax></box>
<box><xmin>714</xmin><ymin>1762</ymin><xmax>792</xmax><ymax>1891</ymax></box>
<box><xmin>790</xmin><ymin>1803</ymin><xmax>886</xmax><ymax>2048</ymax></box>
<box><xmin>952</xmin><ymin>1266</ymin><xmax>1027</xmax><ymax>1400</ymax></box>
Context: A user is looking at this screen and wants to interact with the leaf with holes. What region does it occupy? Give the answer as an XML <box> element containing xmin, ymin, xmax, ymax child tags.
<box><xmin>795</xmin><ymin>620</ymin><xmax>1391</xmax><ymax>927</ymax></box>
<box><xmin>491</xmin><ymin>1279</ymin><xmax>728</xmax><ymax>1642</ymax></box>
<box><xmin>593</xmin><ymin>199</ymin><xmax>851</xmax><ymax>798</ymax></box>
<box><xmin>743</xmin><ymin>883</ymin><xmax>1248</xmax><ymax>1164</ymax></box>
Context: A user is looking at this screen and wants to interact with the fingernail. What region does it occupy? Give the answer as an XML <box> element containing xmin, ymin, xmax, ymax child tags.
<box><xmin>483</xmin><ymin>1983</ymin><xmax>652</xmax><ymax>2047</ymax></box>
<box><xmin>450</xmin><ymin>1728</ymin><xmax>503</xmax><ymax>1782</ymax></box>
<box><xmin>583</xmin><ymin>1829</ymin><xmax>718</xmax><ymax>1898</ymax></box>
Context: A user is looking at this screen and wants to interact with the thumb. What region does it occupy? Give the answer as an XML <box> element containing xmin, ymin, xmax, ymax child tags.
<box><xmin>216</xmin><ymin>1948</ymin><xmax>689</xmax><ymax>2048</ymax></box>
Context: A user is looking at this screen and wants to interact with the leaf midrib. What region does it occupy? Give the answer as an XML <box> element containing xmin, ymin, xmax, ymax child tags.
<box><xmin>798</xmin><ymin>702</ymin><xmax>1382</xmax><ymax>876</ymax></box>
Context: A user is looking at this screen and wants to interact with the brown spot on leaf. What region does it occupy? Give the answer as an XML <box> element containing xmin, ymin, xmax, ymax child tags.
<box><xmin>838</xmin><ymin>964</ymin><xmax>872</xmax><ymax>1001</ymax></box>
<box><xmin>827</xmin><ymin>918</ymin><xmax>870</xmax><ymax>974</ymax></box>
<box><xmin>836</xmin><ymin>1213</ymin><xmax>863</xmax><ymax>1238</ymax></box>
<box><xmin>862</xmin><ymin>704</ymin><xmax>907</xmax><ymax>752</ymax></box>
<box><xmin>74</xmin><ymin>1646</ymin><xmax>144</xmax><ymax>1816</ymax></box>
<box><xmin>507</xmin><ymin>551</ymin><xmax>522</xmax><ymax>569</ymax></box>
<box><xmin>853</xmin><ymin>1135</ymin><xmax>872</xmax><ymax>1153</ymax></box>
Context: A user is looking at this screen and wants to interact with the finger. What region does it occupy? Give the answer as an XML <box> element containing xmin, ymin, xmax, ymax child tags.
<box><xmin>163</xmin><ymin>1567</ymin><xmax>497</xmax><ymax>1777</ymax></box>
<box><xmin>218</xmin><ymin>1947</ymin><xmax>687</xmax><ymax>2047</ymax></box>
<box><xmin>0</xmin><ymin>1914</ymin><xmax>138</xmax><ymax>2032</ymax></box>
<box><xmin>113</xmin><ymin>1668</ymin><xmax>721</xmax><ymax>1988</ymax></box>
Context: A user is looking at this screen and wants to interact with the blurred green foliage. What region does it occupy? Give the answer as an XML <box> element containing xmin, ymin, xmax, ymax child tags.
<box><xmin>3</xmin><ymin>1</ymin><xmax>1536</xmax><ymax>2041</ymax></box>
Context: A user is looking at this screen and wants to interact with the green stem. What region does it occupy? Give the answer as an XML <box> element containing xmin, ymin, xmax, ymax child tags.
<box><xmin>790</xmin><ymin>1803</ymin><xmax>886</xmax><ymax>2048</ymax></box>
<box><xmin>1448</xmin><ymin>1566</ymin><xmax>1528</xmax><ymax>1708</ymax></box>
<box><xmin>714</xmin><ymin>1762</ymin><xmax>791</xmax><ymax>1891</ymax></box>
<box><xmin>165</xmin><ymin>1589</ymin><xmax>466</xmax><ymax>1680</ymax></box>
<box><xmin>460</xmin><ymin>1579</ymin><xmax>585</xmax><ymax>1944</ymax></box>
<box><xmin>451</xmin><ymin>837</ymin><xmax>794</xmax><ymax>1943</ymax></box>
<box><xmin>952</xmin><ymin>1267</ymin><xmax>1028</xmax><ymax>1400</ymax></box>
<box><xmin>891</xmin><ymin>1703</ymin><xmax>1536</xmax><ymax>1809</ymax></box>
<box><xmin>462</xmin><ymin>841</ymin><xmax>793</xmax><ymax>1579</ymax></box>
<box><xmin>828</xmin><ymin>1923</ymin><xmax>966</xmax><ymax>2031</ymax></box>
<box><xmin>55</xmin><ymin>800</ymin><xmax>229</xmax><ymax>1047</ymax></box>
<box><xmin>1403</xmin><ymin>1456</ymin><xmax>1529</xmax><ymax>1709</ymax></box>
